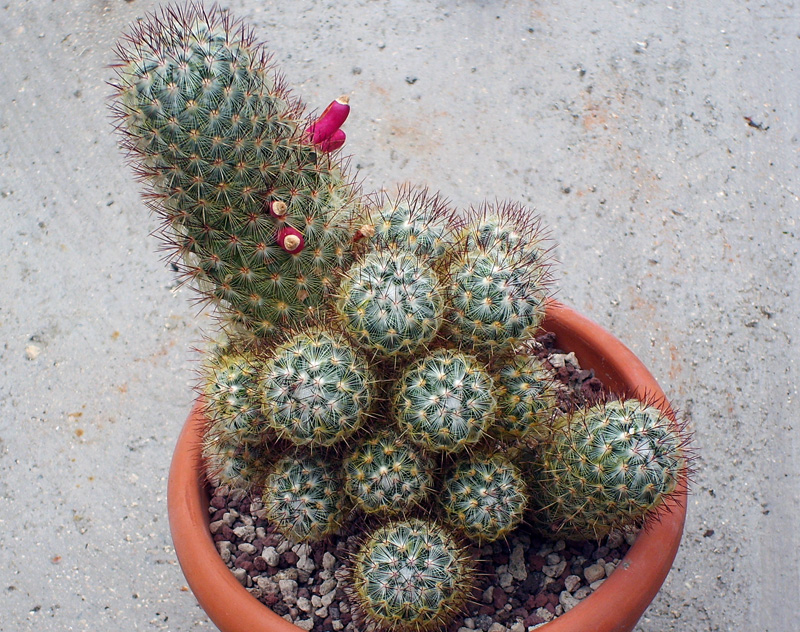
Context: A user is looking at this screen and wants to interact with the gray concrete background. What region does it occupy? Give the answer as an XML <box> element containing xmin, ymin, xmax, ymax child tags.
<box><xmin>1</xmin><ymin>0</ymin><xmax>797</xmax><ymax>630</ymax></box>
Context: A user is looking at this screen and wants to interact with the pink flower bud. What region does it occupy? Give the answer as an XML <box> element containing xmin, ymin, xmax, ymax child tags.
<box><xmin>316</xmin><ymin>129</ymin><xmax>346</xmax><ymax>153</ymax></box>
<box><xmin>307</xmin><ymin>96</ymin><xmax>350</xmax><ymax>144</ymax></box>
<box><xmin>268</xmin><ymin>200</ymin><xmax>288</xmax><ymax>218</ymax></box>
<box><xmin>276</xmin><ymin>225</ymin><xmax>305</xmax><ymax>254</ymax></box>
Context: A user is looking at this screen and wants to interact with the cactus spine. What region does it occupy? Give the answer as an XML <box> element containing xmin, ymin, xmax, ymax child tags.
<box><xmin>531</xmin><ymin>398</ymin><xmax>687</xmax><ymax>540</ymax></box>
<box><xmin>352</xmin><ymin>519</ymin><xmax>474</xmax><ymax>632</ymax></box>
<box><xmin>493</xmin><ymin>354</ymin><xmax>558</xmax><ymax>441</ymax></box>
<box><xmin>363</xmin><ymin>185</ymin><xmax>462</xmax><ymax>261</ymax></box>
<box><xmin>448</xmin><ymin>203</ymin><xmax>551</xmax><ymax>353</ymax></box>
<box><xmin>201</xmin><ymin>346</ymin><xmax>268</xmax><ymax>447</ymax></box>
<box><xmin>260</xmin><ymin>330</ymin><xmax>373</xmax><ymax>447</ymax></box>
<box><xmin>344</xmin><ymin>432</ymin><xmax>434</xmax><ymax>515</ymax></box>
<box><xmin>262</xmin><ymin>452</ymin><xmax>344</xmax><ymax>542</ymax></box>
<box><xmin>336</xmin><ymin>249</ymin><xmax>444</xmax><ymax>358</ymax></box>
<box><xmin>111</xmin><ymin>4</ymin><xmax>357</xmax><ymax>338</ymax></box>
<box><xmin>441</xmin><ymin>454</ymin><xmax>528</xmax><ymax>543</ymax></box>
<box><xmin>395</xmin><ymin>349</ymin><xmax>496</xmax><ymax>453</ymax></box>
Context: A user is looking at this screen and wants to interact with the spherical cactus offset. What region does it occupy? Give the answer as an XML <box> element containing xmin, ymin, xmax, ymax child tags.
<box><xmin>344</xmin><ymin>432</ymin><xmax>434</xmax><ymax>515</ymax></box>
<box><xmin>202</xmin><ymin>436</ymin><xmax>271</xmax><ymax>490</ymax></box>
<box><xmin>363</xmin><ymin>185</ymin><xmax>462</xmax><ymax>261</ymax></box>
<box><xmin>395</xmin><ymin>349</ymin><xmax>496</xmax><ymax>453</ymax></box>
<box><xmin>448</xmin><ymin>202</ymin><xmax>551</xmax><ymax>353</ymax></box>
<box><xmin>111</xmin><ymin>4</ymin><xmax>357</xmax><ymax>338</ymax></box>
<box><xmin>352</xmin><ymin>519</ymin><xmax>474</xmax><ymax>632</ymax></box>
<box><xmin>201</xmin><ymin>347</ymin><xmax>268</xmax><ymax>447</ymax></box>
<box><xmin>260</xmin><ymin>330</ymin><xmax>373</xmax><ymax>447</ymax></box>
<box><xmin>441</xmin><ymin>454</ymin><xmax>528</xmax><ymax>543</ymax></box>
<box><xmin>493</xmin><ymin>354</ymin><xmax>558</xmax><ymax>441</ymax></box>
<box><xmin>463</xmin><ymin>201</ymin><xmax>548</xmax><ymax>259</ymax></box>
<box><xmin>336</xmin><ymin>249</ymin><xmax>444</xmax><ymax>358</ymax></box>
<box><xmin>531</xmin><ymin>398</ymin><xmax>688</xmax><ymax>541</ymax></box>
<box><xmin>262</xmin><ymin>452</ymin><xmax>344</xmax><ymax>542</ymax></box>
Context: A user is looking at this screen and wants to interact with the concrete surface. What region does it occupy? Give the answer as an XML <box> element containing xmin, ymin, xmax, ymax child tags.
<box><xmin>1</xmin><ymin>0</ymin><xmax>798</xmax><ymax>630</ymax></box>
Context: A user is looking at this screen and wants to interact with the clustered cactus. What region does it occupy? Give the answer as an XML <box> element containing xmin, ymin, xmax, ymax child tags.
<box><xmin>112</xmin><ymin>5</ymin><xmax>691</xmax><ymax>632</ymax></box>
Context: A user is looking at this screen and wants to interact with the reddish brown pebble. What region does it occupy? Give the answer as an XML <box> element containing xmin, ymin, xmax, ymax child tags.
<box><xmin>528</xmin><ymin>554</ymin><xmax>545</xmax><ymax>572</ymax></box>
<box><xmin>493</xmin><ymin>589</ymin><xmax>508</xmax><ymax>609</ymax></box>
<box><xmin>211</xmin><ymin>497</ymin><xmax>226</xmax><ymax>509</ymax></box>
<box><xmin>263</xmin><ymin>592</ymin><xmax>280</xmax><ymax>607</ymax></box>
<box><xmin>533</xmin><ymin>592</ymin><xmax>549</xmax><ymax>608</ymax></box>
<box><xmin>283</xmin><ymin>551</ymin><xmax>299</xmax><ymax>565</ymax></box>
<box><xmin>253</xmin><ymin>557</ymin><xmax>267</xmax><ymax>572</ymax></box>
<box><xmin>525</xmin><ymin>613</ymin><xmax>546</xmax><ymax>626</ymax></box>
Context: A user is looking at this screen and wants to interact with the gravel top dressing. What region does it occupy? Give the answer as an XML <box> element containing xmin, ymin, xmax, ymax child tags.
<box><xmin>206</xmin><ymin>333</ymin><xmax>637</xmax><ymax>632</ymax></box>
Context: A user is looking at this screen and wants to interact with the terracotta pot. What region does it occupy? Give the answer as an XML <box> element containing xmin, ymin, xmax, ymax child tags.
<box><xmin>168</xmin><ymin>300</ymin><xmax>687</xmax><ymax>632</ymax></box>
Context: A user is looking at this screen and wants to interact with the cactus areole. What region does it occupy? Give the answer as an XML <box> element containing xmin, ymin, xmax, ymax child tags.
<box><xmin>168</xmin><ymin>301</ymin><xmax>688</xmax><ymax>632</ymax></box>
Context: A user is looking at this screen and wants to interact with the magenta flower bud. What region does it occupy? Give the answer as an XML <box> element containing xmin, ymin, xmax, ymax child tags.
<box><xmin>276</xmin><ymin>225</ymin><xmax>305</xmax><ymax>254</ymax></box>
<box><xmin>268</xmin><ymin>200</ymin><xmax>288</xmax><ymax>218</ymax></box>
<box><xmin>308</xmin><ymin>96</ymin><xmax>350</xmax><ymax>144</ymax></box>
<box><xmin>316</xmin><ymin>129</ymin><xmax>346</xmax><ymax>153</ymax></box>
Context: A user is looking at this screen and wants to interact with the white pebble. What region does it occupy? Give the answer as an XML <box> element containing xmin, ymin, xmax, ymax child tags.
<box><xmin>488</xmin><ymin>623</ymin><xmax>508</xmax><ymax>632</ymax></box>
<box><xmin>590</xmin><ymin>579</ymin><xmax>606</xmax><ymax>591</ymax></box>
<box><xmin>535</xmin><ymin>607</ymin><xmax>553</xmax><ymax>622</ymax></box>
<box><xmin>232</xmin><ymin>568</ymin><xmax>247</xmax><ymax>586</ymax></box>
<box><xmin>509</xmin><ymin>545</ymin><xmax>528</xmax><ymax>581</ymax></box>
<box><xmin>297</xmin><ymin>554</ymin><xmax>316</xmax><ymax>574</ymax></box>
<box><xmin>319</xmin><ymin>578</ymin><xmax>337</xmax><ymax>596</ymax></box>
<box><xmin>237</xmin><ymin>543</ymin><xmax>256</xmax><ymax>555</ymax></box>
<box><xmin>574</xmin><ymin>586</ymin><xmax>593</xmax><ymax>600</ymax></box>
<box><xmin>323</xmin><ymin>551</ymin><xmax>337</xmax><ymax>570</ymax></box>
<box><xmin>499</xmin><ymin>572</ymin><xmax>514</xmax><ymax>588</ymax></box>
<box><xmin>25</xmin><ymin>344</ymin><xmax>41</xmax><ymax>360</ymax></box>
<box><xmin>332</xmin><ymin>621</ymin><xmax>343</xmax><ymax>631</ymax></box>
<box><xmin>584</xmin><ymin>563</ymin><xmax>605</xmax><ymax>583</ymax></box>
<box><xmin>295</xmin><ymin>619</ymin><xmax>314</xmax><ymax>631</ymax></box>
<box><xmin>542</xmin><ymin>560</ymin><xmax>567</xmax><ymax>578</ymax></box>
<box><xmin>296</xmin><ymin>596</ymin><xmax>312</xmax><ymax>613</ymax></box>
<box><xmin>545</xmin><ymin>553</ymin><xmax>561</xmax><ymax>565</ymax></box>
<box><xmin>564</xmin><ymin>575</ymin><xmax>581</xmax><ymax>593</ymax></box>
<box><xmin>559</xmin><ymin>590</ymin><xmax>579</xmax><ymax>612</ymax></box>
<box><xmin>321</xmin><ymin>592</ymin><xmax>336</xmax><ymax>607</ymax></box>
<box><xmin>278</xmin><ymin>579</ymin><xmax>298</xmax><ymax>604</ymax></box>
<box><xmin>262</xmin><ymin>547</ymin><xmax>280</xmax><ymax>567</ymax></box>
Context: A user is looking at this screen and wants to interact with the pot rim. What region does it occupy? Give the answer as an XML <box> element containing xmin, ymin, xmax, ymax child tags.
<box><xmin>168</xmin><ymin>299</ymin><xmax>687</xmax><ymax>632</ymax></box>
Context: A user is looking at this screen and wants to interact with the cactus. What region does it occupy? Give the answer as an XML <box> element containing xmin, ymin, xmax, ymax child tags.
<box><xmin>260</xmin><ymin>329</ymin><xmax>373</xmax><ymax>447</ymax></box>
<box><xmin>362</xmin><ymin>185</ymin><xmax>461</xmax><ymax>261</ymax></box>
<box><xmin>395</xmin><ymin>349</ymin><xmax>496</xmax><ymax>453</ymax></box>
<box><xmin>344</xmin><ymin>432</ymin><xmax>434</xmax><ymax>515</ymax></box>
<box><xmin>441</xmin><ymin>454</ymin><xmax>528</xmax><ymax>543</ymax></box>
<box><xmin>110</xmin><ymin>4</ymin><xmax>358</xmax><ymax>338</ymax></box>
<box><xmin>463</xmin><ymin>201</ymin><xmax>547</xmax><ymax>259</ymax></box>
<box><xmin>493</xmin><ymin>354</ymin><xmax>558</xmax><ymax>441</ymax></box>
<box><xmin>530</xmin><ymin>398</ymin><xmax>688</xmax><ymax>540</ymax></box>
<box><xmin>262</xmin><ymin>452</ymin><xmax>344</xmax><ymax>542</ymax></box>
<box><xmin>201</xmin><ymin>345</ymin><xmax>269</xmax><ymax>447</ymax></box>
<box><xmin>336</xmin><ymin>248</ymin><xmax>445</xmax><ymax>358</ymax></box>
<box><xmin>202</xmin><ymin>435</ymin><xmax>271</xmax><ymax>490</ymax></box>
<box><xmin>352</xmin><ymin>518</ymin><xmax>474</xmax><ymax>632</ymax></box>
<box><xmin>448</xmin><ymin>202</ymin><xmax>551</xmax><ymax>353</ymax></box>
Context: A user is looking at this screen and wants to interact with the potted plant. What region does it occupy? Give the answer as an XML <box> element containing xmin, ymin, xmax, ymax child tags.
<box><xmin>111</xmin><ymin>4</ymin><xmax>691</xmax><ymax>632</ymax></box>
